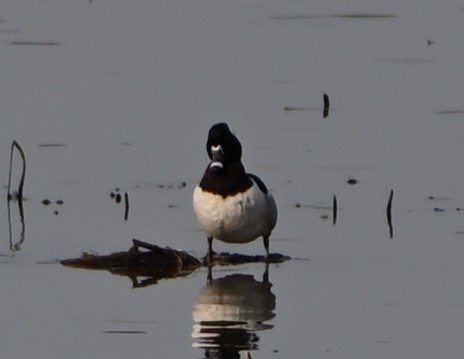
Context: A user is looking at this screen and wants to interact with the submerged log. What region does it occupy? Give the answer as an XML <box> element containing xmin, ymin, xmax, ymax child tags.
<box><xmin>61</xmin><ymin>239</ymin><xmax>290</xmax><ymax>287</ymax></box>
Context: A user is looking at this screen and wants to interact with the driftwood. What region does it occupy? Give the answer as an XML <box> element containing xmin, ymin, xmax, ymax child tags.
<box><xmin>61</xmin><ymin>239</ymin><xmax>290</xmax><ymax>288</ymax></box>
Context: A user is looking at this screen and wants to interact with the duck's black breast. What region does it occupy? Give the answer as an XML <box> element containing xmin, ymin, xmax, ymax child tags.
<box><xmin>199</xmin><ymin>162</ymin><xmax>253</xmax><ymax>198</ymax></box>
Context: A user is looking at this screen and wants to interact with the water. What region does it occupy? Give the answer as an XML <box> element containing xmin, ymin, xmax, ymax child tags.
<box><xmin>1</xmin><ymin>0</ymin><xmax>464</xmax><ymax>358</ymax></box>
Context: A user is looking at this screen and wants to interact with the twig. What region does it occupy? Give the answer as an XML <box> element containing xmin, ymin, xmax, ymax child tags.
<box><xmin>124</xmin><ymin>192</ymin><xmax>129</xmax><ymax>221</ymax></box>
<box><xmin>323</xmin><ymin>93</ymin><xmax>330</xmax><ymax>118</ymax></box>
<box><xmin>332</xmin><ymin>194</ymin><xmax>337</xmax><ymax>225</ymax></box>
<box><xmin>7</xmin><ymin>141</ymin><xmax>27</xmax><ymax>252</ymax></box>
<box><xmin>7</xmin><ymin>141</ymin><xmax>27</xmax><ymax>202</ymax></box>
<box><xmin>386</xmin><ymin>189</ymin><xmax>394</xmax><ymax>238</ymax></box>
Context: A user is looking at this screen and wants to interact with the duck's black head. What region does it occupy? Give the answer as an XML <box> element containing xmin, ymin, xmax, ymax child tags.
<box><xmin>200</xmin><ymin>123</ymin><xmax>252</xmax><ymax>196</ymax></box>
<box><xmin>206</xmin><ymin>123</ymin><xmax>242</xmax><ymax>168</ymax></box>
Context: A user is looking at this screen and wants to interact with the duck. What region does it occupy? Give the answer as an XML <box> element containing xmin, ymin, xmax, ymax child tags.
<box><xmin>193</xmin><ymin>123</ymin><xmax>277</xmax><ymax>262</ymax></box>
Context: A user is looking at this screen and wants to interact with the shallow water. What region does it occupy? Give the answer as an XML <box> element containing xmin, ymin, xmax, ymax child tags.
<box><xmin>1</xmin><ymin>0</ymin><xmax>464</xmax><ymax>358</ymax></box>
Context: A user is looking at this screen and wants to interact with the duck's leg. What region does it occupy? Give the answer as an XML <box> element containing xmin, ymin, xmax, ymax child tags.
<box><xmin>262</xmin><ymin>262</ymin><xmax>269</xmax><ymax>283</ymax></box>
<box><xmin>207</xmin><ymin>236</ymin><xmax>213</xmax><ymax>264</ymax></box>
<box><xmin>263</xmin><ymin>235</ymin><xmax>270</xmax><ymax>260</ymax></box>
<box><xmin>207</xmin><ymin>265</ymin><xmax>213</xmax><ymax>285</ymax></box>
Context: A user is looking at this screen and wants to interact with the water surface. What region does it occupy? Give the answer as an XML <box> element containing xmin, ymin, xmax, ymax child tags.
<box><xmin>1</xmin><ymin>0</ymin><xmax>464</xmax><ymax>358</ymax></box>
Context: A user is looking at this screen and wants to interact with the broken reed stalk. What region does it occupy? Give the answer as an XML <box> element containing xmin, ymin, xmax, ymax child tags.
<box><xmin>124</xmin><ymin>192</ymin><xmax>129</xmax><ymax>221</ymax></box>
<box><xmin>332</xmin><ymin>194</ymin><xmax>337</xmax><ymax>225</ymax></box>
<box><xmin>386</xmin><ymin>189</ymin><xmax>394</xmax><ymax>238</ymax></box>
<box><xmin>323</xmin><ymin>93</ymin><xmax>330</xmax><ymax>118</ymax></box>
<box><xmin>7</xmin><ymin>141</ymin><xmax>26</xmax><ymax>202</ymax></box>
<box><xmin>7</xmin><ymin>141</ymin><xmax>27</xmax><ymax>252</ymax></box>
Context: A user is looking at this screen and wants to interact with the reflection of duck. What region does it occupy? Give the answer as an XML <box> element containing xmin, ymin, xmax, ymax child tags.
<box><xmin>192</xmin><ymin>268</ymin><xmax>276</xmax><ymax>358</ymax></box>
<box><xmin>7</xmin><ymin>192</ymin><xmax>26</xmax><ymax>253</ymax></box>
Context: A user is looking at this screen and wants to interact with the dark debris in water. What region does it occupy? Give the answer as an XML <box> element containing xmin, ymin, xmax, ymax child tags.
<box><xmin>284</xmin><ymin>93</ymin><xmax>330</xmax><ymax>118</ymax></box>
<box><xmin>284</xmin><ymin>106</ymin><xmax>310</xmax><ymax>112</ymax></box>
<box><xmin>346</xmin><ymin>178</ymin><xmax>358</xmax><ymax>185</ymax></box>
<box><xmin>42</xmin><ymin>198</ymin><xmax>63</xmax><ymax>206</ymax></box>
<box><xmin>332</xmin><ymin>13</ymin><xmax>396</xmax><ymax>19</ymax></box>
<box><xmin>435</xmin><ymin>109</ymin><xmax>464</xmax><ymax>115</ymax></box>
<box><xmin>426</xmin><ymin>195</ymin><xmax>464</xmax><ymax>211</ymax></box>
<box><xmin>132</xmin><ymin>180</ymin><xmax>188</xmax><ymax>191</ymax></box>
<box><xmin>323</xmin><ymin>93</ymin><xmax>330</xmax><ymax>118</ymax></box>
<box><xmin>427</xmin><ymin>195</ymin><xmax>451</xmax><ymax>200</ymax></box>
<box><xmin>102</xmin><ymin>330</ymin><xmax>147</xmax><ymax>335</ymax></box>
<box><xmin>61</xmin><ymin>240</ymin><xmax>201</xmax><ymax>285</ymax></box>
<box><xmin>38</xmin><ymin>143</ymin><xmax>67</xmax><ymax>148</ymax></box>
<box><xmin>41</xmin><ymin>198</ymin><xmax>64</xmax><ymax>216</ymax></box>
<box><xmin>110</xmin><ymin>191</ymin><xmax>122</xmax><ymax>203</ymax></box>
<box><xmin>386</xmin><ymin>190</ymin><xmax>394</xmax><ymax>239</ymax></box>
<box><xmin>157</xmin><ymin>181</ymin><xmax>187</xmax><ymax>189</ymax></box>
<box><xmin>271</xmin><ymin>13</ymin><xmax>396</xmax><ymax>20</ymax></box>
<box><xmin>294</xmin><ymin>202</ymin><xmax>332</xmax><ymax>210</ymax></box>
<box><xmin>110</xmin><ymin>188</ymin><xmax>130</xmax><ymax>220</ymax></box>
<box><xmin>61</xmin><ymin>239</ymin><xmax>291</xmax><ymax>288</ymax></box>
<box><xmin>10</xmin><ymin>41</ymin><xmax>63</xmax><ymax>46</ymax></box>
<box><xmin>432</xmin><ymin>207</ymin><xmax>464</xmax><ymax>212</ymax></box>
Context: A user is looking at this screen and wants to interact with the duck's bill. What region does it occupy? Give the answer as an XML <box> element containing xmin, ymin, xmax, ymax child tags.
<box><xmin>211</xmin><ymin>144</ymin><xmax>224</xmax><ymax>162</ymax></box>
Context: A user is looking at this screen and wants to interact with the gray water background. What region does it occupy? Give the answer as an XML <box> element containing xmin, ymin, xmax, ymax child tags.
<box><xmin>1</xmin><ymin>0</ymin><xmax>464</xmax><ymax>358</ymax></box>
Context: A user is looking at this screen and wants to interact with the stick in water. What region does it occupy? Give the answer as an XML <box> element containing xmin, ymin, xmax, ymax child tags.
<box><xmin>124</xmin><ymin>192</ymin><xmax>130</xmax><ymax>221</ymax></box>
<box><xmin>386</xmin><ymin>189</ymin><xmax>394</xmax><ymax>238</ymax></box>
<box><xmin>323</xmin><ymin>93</ymin><xmax>330</xmax><ymax>118</ymax></box>
<box><xmin>7</xmin><ymin>141</ymin><xmax>26</xmax><ymax>202</ymax></box>
<box><xmin>332</xmin><ymin>194</ymin><xmax>337</xmax><ymax>225</ymax></box>
<box><xmin>7</xmin><ymin>141</ymin><xmax>27</xmax><ymax>252</ymax></box>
